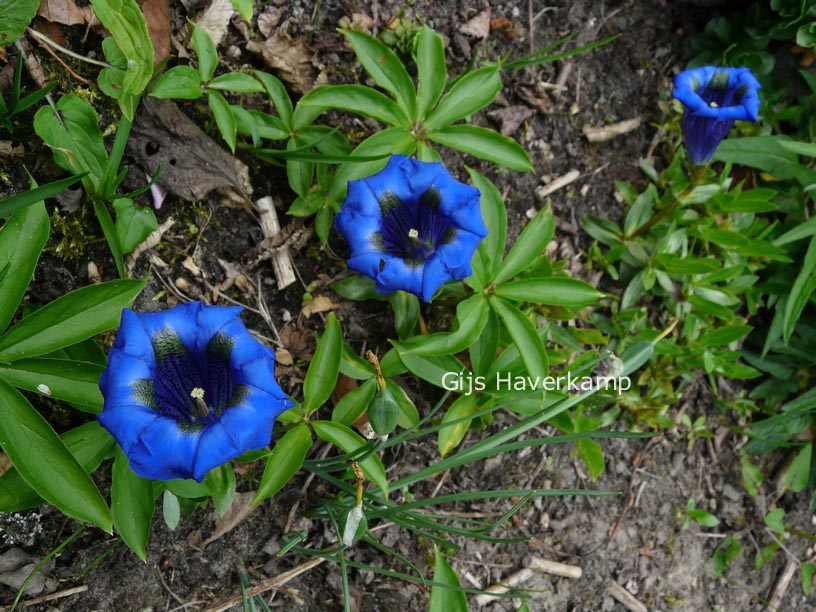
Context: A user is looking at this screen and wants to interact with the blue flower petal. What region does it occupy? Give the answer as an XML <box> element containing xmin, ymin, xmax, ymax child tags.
<box><xmin>375</xmin><ymin>254</ymin><xmax>424</xmax><ymax>296</ymax></box>
<box><xmin>137</xmin><ymin>301</ymin><xmax>202</xmax><ymax>349</ymax></box>
<box><xmin>334</xmin><ymin>205</ymin><xmax>385</xmax><ymax>256</ymax></box>
<box><xmin>435</xmin><ymin>174</ymin><xmax>486</xmax><ymax>237</ymax></box>
<box><xmin>127</xmin><ymin>418</ymin><xmax>202</xmax><ymax>480</ymax></box>
<box><xmin>192</xmin><ymin>423</ymin><xmax>241</xmax><ymax>481</ymax></box>
<box><xmin>99</xmin><ymin>348</ymin><xmax>155</xmax><ymax>408</ymax></box>
<box><xmin>112</xmin><ymin>309</ymin><xmax>156</xmax><ymax>361</ymax></box>
<box><xmin>97</xmin><ymin>403</ymin><xmax>160</xmax><ymax>455</ymax></box>
<box><xmin>401</xmin><ymin>157</ymin><xmax>444</xmax><ymax>195</ymax></box>
<box><xmin>360</xmin><ymin>155</ymin><xmax>415</xmax><ymax>203</ymax></box>
<box><xmin>193</xmin><ymin>304</ymin><xmax>244</xmax><ymax>352</ymax></box>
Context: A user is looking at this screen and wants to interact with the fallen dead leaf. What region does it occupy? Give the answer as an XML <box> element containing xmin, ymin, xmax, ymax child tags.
<box><xmin>37</xmin><ymin>0</ymin><xmax>85</xmax><ymax>26</ymax></box>
<box><xmin>488</xmin><ymin>105</ymin><xmax>535</xmax><ymax>136</ymax></box>
<box><xmin>203</xmin><ymin>492</ymin><xmax>255</xmax><ymax>545</ymax></box>
<box><xmin>0</xmin><ymin>548</ymin><xmax>53</xmax><ymax>595</ymax></box>
<box><xmin>583</xmin><ymin>117</ymin><xmax>642</xmax><ymax>143</ymax></box>
<box><xmin>127</xmin><ymin>97</ymin><xmax>252</xmax><ymax>202</ymax></box>
<box><xmin>0</xmin><ymin>142</ymin><xmax>25</xmax><ymax>157</ymax></box>
<box><xmin>138</xmin><ymin>0</ymin><xmax>170</xmax><ymax>64</ymax></box>
<box><xmin>517</xmin><ymin>84</ymin><xmax>554</xmax><ymax>114</ymax></box>
<box><xmin>0</xmin><ymin>452</ymin><xmax>11</xmax><ymax>478</ymax></box>
<box><xmin>257</xmin><ymin>6</ymin><xmax>283</xmax><ymax>37</ymax></box>
<box><xmin>301</xmin><ymin>295</ymin><xmax>340</xmax><ymax>318</ymax></box>
<box><xmin>280</xmin><ymin>324</ymin><xmax>314</xmax><ymax>362</ymax></box>
<box><xmin>331</xmin><ymin>373</ymin><xmax>358</xmax><ymax>407</ymax></box>
<box><xmin>275</xmin><ymin>347</ymin><xmax>294</xmax><ymax>366</ymax></box>
<box><xmin>196</xmin><ymin>0</ymin><xmax>233</xmax><ymax>46</ymax></box>
<box><xmin>247</xmin><ymin>32</ymin><xmax>323</xmax><ymax>94</ymax></box>
<box><xmin>459</xmin><ymin>9</ymin><xmax>491</xmax><ymax>39</ymax></box>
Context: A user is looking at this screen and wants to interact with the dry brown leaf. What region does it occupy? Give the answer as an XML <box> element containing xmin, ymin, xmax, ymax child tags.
<box><xmin>459</xmin><ymin>9</ymin><xmax>491</xmax><ymax>38</ymax></box>
<box><xmin>196</xmin><ymin>0</ymin><xmax>233</xmax><ymax>46</ymax></box>
<box><xmin>0</xmin><ymin>452</ymin><xmax>11</xmax><ymax>478</ymax></box>
<box><xmin>127</xmin><ymin>97</ymin><xmax>252</xmax><ymax>202</ymax></box>
<box><xmin>331</xmin><ymin>373</ymin><xmax>358</xmax><ymax>407</ymax></box>
<box><xmin>301</xmin><ymin>295</ymin><xmax>340</xmax><ymax>318</ymax></box>
<box><xmin>204</xmin><ymin>492</ymin><xmax>256</xmax><ymax>545</ymax></box>
<box><xmin>0</xmin><ymin>142</ymin><xmax>25</xmax><ymax>157</ymax></box>
<box><xmin>280</xmin><ymin>324</ymin><xmax>314</xmax><ymax>362</ymax></box>
<box><xmin>488</xmin><ymin>105</ymin><xmax>535</xmax><ymax>136</ymax></box>
<box><xmin>257</xmin><ymin>6</ymin><xmax>283</xmax><ymax>37</ymax></box>
<box><xmin>138</xmin><ymin>0</ymin><xmax>170</xmax><ymax>64</ymax></box>
<box><xmin>37</xmin><ymin>0</ymin><xmax>85</xmax><ymax>26</ymax></box>
<box><xmin>247</xmin><ymin>32</ymin><xmax>323</xmax><ymax>94</ymax></box>
<box><xmin>275</xmin><ymin>347</ymin><xmax>294</xmax><ymax>366</ymax></box>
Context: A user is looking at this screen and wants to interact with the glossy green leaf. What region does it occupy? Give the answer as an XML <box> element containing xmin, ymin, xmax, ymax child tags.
<box><xmin>300</xmin><ymin>84</ymin><xmax>409</xmax><ymax>127</ymax></box>
<box><xmin>425</xmin><ymin>66</ymin><xmax>501</xmax><ymax>129</ymax></box>
<box><xmin>415</xmin><ymin>26</ymin><xmax>446</xmax><ymax>119</ymax></box>
<box><xmin>395</xmin><ymin>350</ymin><xmax>466</xmax><ymax>389</ymax></box>
<box><xmin>399</xmin><ymin>294</ymin><xmax>489</xmax><ymax>357</ymax></box>
<box><xmin>0</xmin><ymin>278</ymin><xmax>145</xmax><ymax>361</ymax></box>
<box><xmin>429</xmin><ymin>545</ymin><xmax>467</xmax><ymax>612</ymax></box>
<box><xmin>492</xmin><ymin>207</ymin><xmax>554</xmax><ymax>285</ymax></box>
<box><xmin>494</xmin><ymin>278</ymin><xmax>602</xmax><ymax>308</ymax></box>
<box><xmin>253</xmin><ymin>423</ymin><xmax>313</xmax><ymax>505</ymax></box>
<box><xmin>469</xmin><ymin>308</ymin><xmax>499</xmax><ymax>376</ymax></box>
<box><xmin>387</xmin><ymin>379</ymin><xmax>419</xmax><ymax>429</ymax></box>
<box><xmin>113</xmin><ymin>198</ymin><xmax>157</xmax><ymax>254</ymax></box>
<box><xmin>332</xmin><ymin>275</ymin><xmax>382</xmax><ymax>302</ymax></box>
<box><xmin>253</xmin><ymin>70</ymin><xmax>293</xmax><ymax>126</ymax></box>
<box><xmin>697</xmin><ymin>325</ymin><xmax>753</xmax><ymax>348</ymax></box>
<box><xmin>230</xmin><ymin>0</ymin><xmax>253</xmax><ymax>21</ymax></box>
<box><xmin>208</xmin><ymin>72</ymin><xmax>265</xmax><ymax>94</ymax></box>
<box><xmin>388</xmin><ymin>290</ymin><xmax>420</xmax><ymax>339</ymax></box>
<box><xmin>341</xmin><ymin>29</ymin><xmax>416</xmax><ymax>119</ymax></box>
<box><xmin>489</xmin><ymin>296</ymin><xmax>548</xmax><ymax>380</ymax></box>
<box><xmin>332</xmin><ymin>377</ymin><xmax>378</xmax><ymax>426</ymax></box>
<box><xmin>150</xmin><ymin>66</ymin><xmax>203</xmax><ymax>99</ymax></box>
<box><xmin>783</xmin><ymin>235</ymin><xmax>816</xmax><ymax>344</ymax></box>
<box><xmin>164</xmin><ymin>477</ymin><xmax>210</xmax><ymax>499</ymax></box>
<box><xmin>428</xmin><ymin>125</ymin><xmax>533</xmax><ymax>171</ymax></box>
<box><xmin>619</xmin><ymin>340</ymin><xmax>654</xmax><ymax>377</ymax></box>
<box><xmin>208</xmin><ymin>90</ymin><xmax>237</xmax><ymax>152</ymax></box>
<box><xmin>0</xmin><ymin>199</ymin><xmax>49</xmax><ymax>333</ymax></box>
<box><xmin>0</xmin><ymin>358</ymin><xmax>104</xmax><ymax>412</ymax></box>
<box><xmin>162</xmin><ymin>490</ymin><xmax>180</xmax><ymax>531</ymax></box>
<box><xmin>438</xmin><ymin>393</ymin><xmax>479</xmax><ymax>457</ymax></box>
<box><xmin>112</xmin><ymin>446</ymin><xmax>154</xmax><ymax>561</ymax></box>
<box><xmin>0</xmin><ymin>421</ymin><xmax>114</xmax><ymax>512</ymax></box>
<box><xmin>577</xmin><ymin>439</ymin><xmax>605</xmax><ymax>479</ymax></box>
<box><xmin>786</xmin><ymin>443</ymin><xmax>812</xmax><ymax>493</ymax></box>
<box><xmin>303</xmin><ymin>312</ymin><xmax>342</xmax><ymax>414</ymax></box>
<box><xmin>467</xmin><ymin>169</ymin><xmax>506</xmax><ymax>283</ymax></box>
<box><xmin>0</xmin><ymin>379</ymin><xmax>111</xmax><ymax>531</ymax></box>
<box><xmin>204</xmin><ymin>463</ymin><xmax>236</xmax><ymax>516</ymax></box>
<box><xmin>803</xmin><ymin>562</ymin><xmax>815</xmax><ymax>596</ymax></box>
<box><xmin>93</xmin><ymin>200</ymin><xmax>126</xmax><ymax>278</ymax></box>
<box><xmin>0</xmin><ymin>0</ymin><xmax>39</xmax><ymax>46</ymax></box>
<box><xmin>191</xmin><ymin>22</ymin><xmax>218</xmax><ymax>81</ymax></box>
<box><xmin>311</xmin><ymin>420</ymin><xmax>389</xmax><ymax>495</ymax></box>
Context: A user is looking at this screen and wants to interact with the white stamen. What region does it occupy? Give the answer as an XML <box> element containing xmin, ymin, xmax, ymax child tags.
<box><xmin>710</xmin><ymin>101</ymin><xmax>718</xmax><ymax>108</ymax></box>
<box><xmin>191</xmin><ymin>387</ymin><xmax>210</xmax><ymax>417</ymax></box>
<box><xmin>408</xmin><ymin>228</ymin><xmax>419</xmax><ymax>239</ymax></box>
<box><xmin>190</xmin><ymin>387</ymin><xmax>205</xmax><ymax>400</ymax></box>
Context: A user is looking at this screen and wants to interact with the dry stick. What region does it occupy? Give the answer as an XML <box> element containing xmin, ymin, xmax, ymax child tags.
<box><xmin>527</xmin><ymin>556</ymin><xmax>582</xmax><ymax>579</ymax></box>
<box><xmin>0</xmin><ymin>585</ymin><xmax>88</xmax><ymax>610</ymax></box>
<box><xmin>254</xmin><ymin>196</ymin><xmax>296</xmax><ymax>289</ymax></box>
<box><xmin>28</xmin><ymin>31</ymin><xmax>92</xmax><ymax>85</ymax></box>
<box><xmin>766</xmin><ymin>558</ymin><xmax>798</xmax><ymax>611</ymax></box>
<box><xmin>608</xmin><ymin>580</ymin><xmax>648</xmax><ymax>612</ymax></box>
<box><xmin>536</xmin><ymin>169</ymin><xmax>581</xmax><ymax>200</ymax></box>
<box><xmin>472</xmin><ymin>568</ymin><xmax>534</xmax><ymax>607</ymax></box>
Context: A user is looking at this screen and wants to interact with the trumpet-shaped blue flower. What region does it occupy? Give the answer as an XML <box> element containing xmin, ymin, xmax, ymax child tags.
<box><xmin>673</xmin><ymin>66</ymin><xmax>761</xmax><ymax>166</ymax></box>
<box><xmin>98</xmin><ymin>302</ymin><xmax>294</xmax><ymax>482</ymax></box>
<box><xmin>335</xmin><ymin>155</ymin><xmax>487</xmax><ymax>302</ymax></box>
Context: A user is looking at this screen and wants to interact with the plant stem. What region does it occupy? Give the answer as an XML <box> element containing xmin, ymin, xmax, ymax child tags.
<box><xmin>27</xmin><ymin>28</ymin><xmax>112</xmax><ymax>69</ymax></box>
<box><xmin>626</xmin><ymin>165</ymin><xmax>707</xmax><ymax>240</ymax></box>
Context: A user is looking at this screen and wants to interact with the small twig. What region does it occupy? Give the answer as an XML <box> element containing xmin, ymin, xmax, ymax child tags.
<box><xmin>30</xmin><ymin>33</ymin><xmax>92</xmax><ymax>85</ymax></box>
<box><xmin>608</xmin><ymin>580</ymin><xmax>648</xmax><ymax>612</ymax></box>
<box><xmin>472</xmin><ymin>568</ymin><xmax>534</xmax><ymax>606</ymax></box>
<box><xmin>766</xmin><ymin>558</ymin><xmax>798</xmax><ymax>611</ymax></box>
<box><xmin>27</xmin><ymin>27</ymin><xmax>111</xmax><ymax>68</ymax></box>
<box><xmin>536</xmin><ymin>169</ymin><xmax>581</xmax><ymax>200</ymax></box>
<box><xmin>527</xmin><ymin>556</ymin><xmax>582</xmax><ymax>579</ymax></box>
<box><xmin>159</xmin><ymin>570</ymin><xmax>184</xmax><ymax>605</ymax></box>
<box><xmin>0</xmin><ymin>585</ymin><xmax>87</xmax><ymax>610</ymax></box>
<box><xmin>765</xmin><ymin>528</ymin><xmax>801</xmax><ymax>567</ymax></box>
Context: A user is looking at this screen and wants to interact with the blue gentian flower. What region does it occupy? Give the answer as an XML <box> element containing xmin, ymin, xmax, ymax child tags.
<box><xmin>673</xmin><ymin>66</ymin><xmax>761</xmax><ymax>166</ymax></box>
<box><xmin>98</xmin><ymin>302</ymin><xmax>294</xmax><ymax>482</ymax></box>
<box><xmin>334</xmin><ymin>155</ymin><xmax>487</xmax><ymax>302</ymax></box>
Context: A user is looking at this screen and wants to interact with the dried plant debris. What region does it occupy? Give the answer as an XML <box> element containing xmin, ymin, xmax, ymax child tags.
<box><xmin>127</xmin><ymin>97</ymin><xmax>252</xmax><ymax>203</ymax></box>
<box><xmin>195</xmin><ymin>0</ymin><xmax>234</xmax><ymax>46</ymax></box>
<box><xmin>139</xmin><ymin>0</ymin><xmax>171</xmax><ymax>64</ymax></box>
<box><xmin>459</xmin><ymin>9</ymin><xmax>491</xmax><ymax>39</ymax></box>
<box><xmin>488</xmin><ymin>105</ymin><xmax>536</xmax><ymax>136</ymax></box>
<box><xmin>37</xmin><ymin>0</ymin><xmax>85</xmax><ymax>26</ymax></box>
<box><xmin>247</xmin><ymin>32</ymin><xmax>325</xmax><ymax>94</ymax></box>
<box><xmin>583</xmin><ymin>117</ymin><xmax>643</xmax><ymax>143</ymax></box>
<box><xmin>0</xmin><ymin>547</ymin><xmax>54</xmax><ymax>595</ymax></box>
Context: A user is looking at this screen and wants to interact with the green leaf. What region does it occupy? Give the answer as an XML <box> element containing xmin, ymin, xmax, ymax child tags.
<box><xmin>387</xmin><ymin>379</ymin><xmax>419</xmax><ymax>429</ymax></box>
<box><xmin>773</xmin><ymin>216</ymin><xmax>816</xmax><ymax>246</ymax></box>
<box><xmin>208</xmin><ymin>90</ymin><xmax>237</xmax><ymax>152</ymax></box>
<box><xmin>764</xmin><ymin>508</ymin><xmax>785</xmax><ymax>534</ymax></box>
<box><xmin>191</xmin><ymin>22</ymin><xmax>218</xmax><ymax>82</ymax></box>
<box><xmin>113</xmin><ymin>198</ymin><xmax>158</xmax><ymax>254</ymax></box>
<box><xmin>341</xmin><ymin>29</ymin><xmax>417</xmax><ymax>120</ymax></box>
<box><xmin>394</xmin><ymin>350</ymin><xmax>466</xmax><ymax>389</ymax></box>
<box><xmin>162</xmin><ymin>490</ymin><xmax>180</xmax><ymax>531</ymax></box>
<box><xmin>786</xmin><ymin>443</ymin><xmax>812</xmax><ymax>493</ymax></box>
<box><xmin>415</xmin><ymin>26</ymin><xmax>447</xmax><ymax>119</ymax></box>
<box><xmin>332</xmin><ymin>378</ymin><xmax>377</xmax><ymax>425</ymax></box>
<box><xmin>619</xmin><ymin>340</ymin><xmax>654</xmax><ymax>377</ymax></box>
<box><xmin>204</xmin><ymin>463</ymin><xmax>236</xmax><ymax>516</ymax></box>
<box><xmin>399</xmin><ymin>294</ymin><xmax>489</xmax><ymax>357</ymax></box>
<box><xmin>0</xmin><ymin>174</ymin><xmax>84</xmax><ymax>218</ymax></box>
<box><xmin>0</xmin><ymin>199</ymin><xmax>49</xmax><ymax>333</ymax></box>
<box><xmin>332</xmin><ymin>276</ymin><xmax>382</xmax><ymax>302</ymax></box>
<box><xmin>428</xmin><ymin>125</ymin><xmax>533</xmax><ymax>171</ymax></box>
<box><xmin>300</xmin><ymin>85</ymin><xmax>409</xmax><ymax>127</ymax></box>
<box><xmin>311</xmin><ymin>421</ymin><xmax>389</xmax><ymax>495</ymax></box>
<box><xmin>494</xmin><ymin>278</ymin><xmax>602</xmax><ymax>308</ymax></box>
<box><xmin>492</xmin><ymin>207</ymin><xmax>554</xmax><ymax>285</ymax></box>
<box><xmin>713</xmin><ymin>536</ymin><xmax>741</xmax><ymax>577</ymax></box>
<box><xmin>368</xmin><ymin>384</ymin><xmax>400</xmax><ymax>436</ymax></box>
<box><xmin>0</xmin><ymin>421</ymin><xmax>114</xmax><ymax>512</ymax></box>
<box><xmin>489</xmin><ymin>296</ymin><xmax>548</xmax><ymax>380</ymax></box>
<box><xmin>253</xmin><ymin>423</ymin><xmax>313</xmax><ymax>505</ymax></box>
<box><xmin>714</xmin><ymin>136</ymin><xmax>816</xmax><ymax>188</ymax></box>
<box><xmin>230</xmin><ymin>0</ymin><xmax>252</xmax><ymax>21</ymax></box>
<box><xmin>208</xmin><ymin>72</ymin><xmax>265</xmax><ymax>94</ymax></box>
<box><xmin>802</xmin><ymin>562</ymin><xmax>815</xmax><ymax>596</ymax></box>
<box><xmin>164</xmin><ymin>477</ymin><xmax>210</xmax><ymax>499</ymax></box>
<box><xmin>0</xmin><ymin>358</ymin><xmax>104</xmax><ymax>412</ymax></box>
<box><xmin>302</xmin><ymin>312</ymin><xmax>342</xmax><ymax>414</ymax></box>
<box><xmin>429</xmin><ymin>545</ymin><xmax>467</xmax><ymax>612</ymax></box>
<box><xmin>467</xmin><ymin>169</ymin><xmax>506</xmax><ymax>284</ymax></box>
<box><xmin>90</xmin><ymin>0</ymin><xmax>154</xmax><ymax>118</ymax></box>
<box><xmin>150</xmin><ymin>66</ymin><xmax>203</xmax><ymax>99</ymax></box>
<box><xmin>741</xmin><ymin>455</ymin><xmax>763</xmax><ymax>497</ymax></box>
<box><xmin>470</xmin><ymin>308</ymin><xmax>499</xmax><ymax>377</ymax></box>
<box><xmin>438</xmin><ymin>393</ymin><xmax>479</xmax><ymax>457</ymax></box>
<box><xmin>387</xmin><ymin>290</ymin><xmax>420</xmax><ymax>339</ymax></box>
<box><xmin>93</xmin><ymin>200</ymin><xmax>126</xmax><ymax>278</ymax></box>
<box><xmin>112</xmin><ymin>446</ymin><xmax>154</xmax><ymax>561</ymax></box>
<box><xmin>783</xmin><ymin>235</ymin><xmax>816</xmax><ymax>344</ymax></box>
<box><xmin>0</xmin><ymin>278</ymin><xmax>145</xmax><ymax>361</ymax></box>
<box><xmin>0</xmin><ymin>0</ymin><xmax>39</xmax><ymax>46</ymax></box>
<box><xmin>577</xmin><ymin>439</ymin><xmax>605</xmax><ymax>479</ymax></box>
<box><xmin>425</xmin><ymin>66</ymin><xmax>501</xmax><ymax>129</ymax></box>
<box><xmin>697</xmin><ymin>325</ymin><xmax>753</xmax><ymax>348</ymax></box>
<box><xmin>0</xmin><ymin>379</ymin><xmax>112</xmax><ymax>531</ymax></box>
<box><xmin>253</xmin><ymin>70</ymin><xmax>293</xmax><ymax>126</ymax></box>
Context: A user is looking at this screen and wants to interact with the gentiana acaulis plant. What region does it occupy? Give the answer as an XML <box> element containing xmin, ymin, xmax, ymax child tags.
<box><xmin>673</xmin><ymin>66</ymin><xmax>761</xmax><ymax>166</ymax></box>
<box><xmin>98</xmin><ymin>302</ymin><xmax>294</xmax><ymax>482</ymax></box>
<box><xmin>334</xmin><ymin>154</ymin><xmax>487</xmax><ymax>302</ymax></box>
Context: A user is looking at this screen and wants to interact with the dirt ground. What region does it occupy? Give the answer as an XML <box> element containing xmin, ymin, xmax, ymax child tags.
<box><xmin>1</xmin><ymin>0</ymin><xmax>813</xmax><ymax>610</ymax></box>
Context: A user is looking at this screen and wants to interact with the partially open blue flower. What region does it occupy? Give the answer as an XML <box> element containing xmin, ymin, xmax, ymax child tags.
<box><xmin>98</xmin><ymin>302</ymin><xmax>294</xmax><ymax>482</ymax></box>
<box><xmin>673</xmin><ymin>66</ymin><xmax>761</xmax><ymax>166</ymax></box>
<box><xmin>334</xmin><ymin>155</ymin><xmax>487</xmax><ymax>302</ymax></box>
